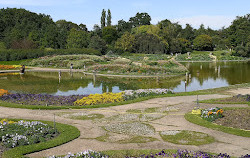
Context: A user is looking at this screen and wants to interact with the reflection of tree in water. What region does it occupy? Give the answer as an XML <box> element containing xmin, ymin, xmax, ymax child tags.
<box><xmin>185</xmin><ymin>62</ymin><xmax>250</xmax><ymax>86</ymax></box>
<box><xmin>2</xmin><ymin>62</ymin><xmax>248</xmax><ymax>95</ymax></box>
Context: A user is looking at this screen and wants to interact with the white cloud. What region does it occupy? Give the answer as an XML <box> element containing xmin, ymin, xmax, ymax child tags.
<box><xmin>172</xmin><ymin>15</ymin><xmax>235</xmax><ymax>29</ymax></box>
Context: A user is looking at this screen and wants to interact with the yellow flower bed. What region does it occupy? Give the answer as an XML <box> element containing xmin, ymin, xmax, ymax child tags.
<box><xmin>74</xmin><ymin>92</ymin><xmax>124</xmax><ymax>106</ymax></box>
<box><xmin>0</xmin><ymin>89</ymin><xmax>9</xmax><ymax>96</ymax></box>
<box><xmin>0</xmin><ymin>119</ymin><xmax>16</xmax><ymax>124</ymax></box>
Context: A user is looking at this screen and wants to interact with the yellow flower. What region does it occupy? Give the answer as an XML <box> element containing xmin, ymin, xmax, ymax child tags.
<box><xmin>74</xmin><ymin>92</ymin><xmax>125</xmax><ymax>106</ymax></box>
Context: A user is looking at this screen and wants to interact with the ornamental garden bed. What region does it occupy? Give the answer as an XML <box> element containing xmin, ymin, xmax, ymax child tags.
<box><xmin>0</xmin><ymin>118</ymin><xmax>79</xmax><ymax>158</ymax></box>
<box><xmin>0</xmin><ymin>88</ymin><xmax>173</xmax><ymax>108</ymax></box>
<box><xmin>185</xmin><ymin>107</ymin><xmax>250</xmax><ymax>137</ymax></box>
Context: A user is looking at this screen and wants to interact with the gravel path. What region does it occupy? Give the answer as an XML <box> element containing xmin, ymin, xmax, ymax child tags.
<box><xmin>0</xmin><ymin>90</ymin><xmax>249</xmax><ymax>157</ymax></box>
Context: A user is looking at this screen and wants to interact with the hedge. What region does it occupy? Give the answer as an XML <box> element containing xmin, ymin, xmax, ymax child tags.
<box><xmin>0</xmin><ymin>48</ymin><xmax>101</xmax><ymax>61</ymax></box>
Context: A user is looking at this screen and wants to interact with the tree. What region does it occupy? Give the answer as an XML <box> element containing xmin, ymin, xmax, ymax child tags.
<box><xmin>227</xmin><ymin>14</ymin><xmax>250</xmax><ymax>47</ymax></box>
<box><xmin>66</xmin><ymin>28</ymin><xmax>89</xmax><ymax>48</ymax></box>
<box><xmin>134</xmin><ymin>33</ymin><xmax>169</xmax><ymax>54</ymax></box>
<box><xmin>116</xmin><ymin>20</ymin><xmax>132</xmax><ymax>36</ymax></box>
<box><xmin>115</xmin><ymin>32</ymin><xmax>135</xmax><ymax>52</ymax></box>
<box><xmin>102</xmin><ymin>26</ymin><xmax>118</xmax><ymax>44</ymax></box>
<box><xmin>170</xmin><ymin>38</ymin><xmax>191</xmax><ymax>53</ymax></box>
<box><xmin>181</xmin><ymin>24</ymin><xmax>195</xmax><ymax>41</ymax></box>
<box><xmin>193</xmin><ymin>34</ymin><xmax>214</xmax><ymax>51</ymax></box>
<box><xmin>132</xmin><ymin>25</ymin><xmax>160</xmax><ymax>35</ymax></box>
<box><xmin>101</xmin><ymin>9</ymin><xmax>106</xmax><ymax>28</ymax></box>
<box><xmin>129</xmin><ymin>12</ymin><xmax>151</xmax><ymax>27</ymax></box>
<box><xmin>107</xmin><ymin>9</ymin><xmax>112</xmax><ymax>26</ymax></box>
<box><xmin>88</xmin><ymin>35</ymin><xmax>107</xmax><ymax>54</ymax></box>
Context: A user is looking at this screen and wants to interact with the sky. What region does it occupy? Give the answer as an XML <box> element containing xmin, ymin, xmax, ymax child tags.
<box><xmin>0</xmin><ymin>0</ymin><xmax>249</xmax><ymax>30</ymax></box>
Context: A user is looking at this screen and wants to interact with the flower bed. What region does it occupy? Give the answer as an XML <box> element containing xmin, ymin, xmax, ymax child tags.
<box><xmin>201</xmin><ymin>107</ymin><xmax>223</xmax><ymax>122</ymax></box>
<box><xmin>47</xmin><ymin>149</ymin><xmax>250</xmax><ymax>158</ymax></box>
<box><xmin>124</xmin><ymin>89</ymin><xmax>172</xmax><ymax>100</ymax></box>
<box><xmin>0</xmin><ymin>93</ymin><xmax>88</xmax><ymax>106</ymax></box>
<box><xmin>74</xmin><ymin>92</ymin><xmax>124</xmax><ymax>106</ymax></box>
<box><xmin>0</xmin><ymin>65</ymin><xmax>21</xmax><ymax>70</ymax></box>
<box><xmin>0</xmin><ymin>119</ymin><xmax>58</xmax><ymax>148</ymax></box>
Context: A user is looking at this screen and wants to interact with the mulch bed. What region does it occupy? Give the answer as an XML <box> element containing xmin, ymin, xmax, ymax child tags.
<box><xmin>214</xmin><ymin>109</ymin><xmax>250</xmax><ymax>130</ymax></box>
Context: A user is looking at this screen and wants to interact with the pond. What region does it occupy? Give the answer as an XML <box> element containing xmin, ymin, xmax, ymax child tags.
<box><xmin>0</xmin><ymin>61</ymin><xmax>249</xmax><ymax>95</ymax></box>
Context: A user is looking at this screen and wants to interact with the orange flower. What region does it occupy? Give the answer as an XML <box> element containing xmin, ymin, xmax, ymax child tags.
<box><xmin>207</xmin><ymin>111</ymin><xmax>213</xmax><ymax>116</ymax></box>
<box><xmin>0</xmin><ymin>89</ymin><xmax>9</xmax><ymax>96</ymax></box>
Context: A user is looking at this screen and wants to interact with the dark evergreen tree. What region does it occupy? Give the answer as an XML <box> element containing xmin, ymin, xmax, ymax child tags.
<box><xmin>101</xmin><ymin>9</ymin><xmax>106</xmax><ymax>29</ymax></box>
<box><xmin>107</xmin><ymin>9</ymin><xmax>112</xmax><ymax>26</ymax></box>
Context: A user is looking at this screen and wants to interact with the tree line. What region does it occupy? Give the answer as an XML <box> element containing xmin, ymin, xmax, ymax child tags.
<box><xmin>0</xmin><ymin>8</ymin><xmax>249</xmax><ymax>57</ymax></box>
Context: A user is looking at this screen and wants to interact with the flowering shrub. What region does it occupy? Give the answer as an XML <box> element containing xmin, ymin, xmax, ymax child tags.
<box><xmin>201</xmin><ymin>107</ymin><xmax>224</xmax><ymax>122</ymax></box>
<box><xmin>0</xmin><ymin>65</ymin><xmax>21</xmax><ymax>70</ymax></box>
<box><xmin>0</xmin><ymin>93</ymin><xmax>88</xmax><ymax>106</ymax></box>
<box><xmin>123</xmin><ymin>89</ymin><xmax>172</xmax><ymax>100</ymax></box>
<box><xmin>0</xmin><ymin>119</ymin><xmax>58</xmax><ymax>148</ymax></box>
<box><xmin>0</xmin><ymin>89</ymin><xmax>9</xmax><ymax>96</ymax></box>
<box><xmin>74</xmin><ymin>92</ymin><xmax>124</xmax><ymax>106</ymax></box>
<box><xmin>48</xmin><ymin>150</ymin><xmax>108</xmax><ymax>158</ymax></box>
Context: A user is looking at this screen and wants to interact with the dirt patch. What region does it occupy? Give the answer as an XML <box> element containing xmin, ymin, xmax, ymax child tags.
<box><xmin>0</xmin><ymin>144</ymin><xmax>6</xmax><ymax>158</ymax></box>
<box><xmin>215</xmin><ymin>109</ymin><xmax>250</xmax><ymax>130</ymax></box>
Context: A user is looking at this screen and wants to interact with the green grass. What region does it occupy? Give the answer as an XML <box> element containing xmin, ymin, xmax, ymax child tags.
<box><xmin>160</xmin><ymin>130</ymin><xmax>215</xmax><ymax>146</ymax></box>
<box><xmin>144</xmin><ymin>107</ymin><xmax>159</xmax><ymax>113</ymax></box>
<box><xmin>117</xmin><ymin>136</ymin><xmax>158</xmax><ymax>144</ymax></box>
<box><xmin>0</xmin><ymin>82</ymin><xmax>249</xmax><ymax>110</ymax></box>
<box><xmin>126</xmin><ymin>109</ymin><xmax>142</xmax><ymax>113</ymax></box>
<box><xmin>96</xmin><ymin>134</ymin><xmax>158</xmax><ymax>144</ymax></box>
<box><xmin>199</xmin><ymin>98</ymin><xmax>250</xmax><ymax>106</ymax></box>
<box><xmin>69</xmin><ymin>113</ymin><xmax>105</xmax><ymax>120</ymax></box>
<box><xmin>101</xmin><ymin>149</ymin><xmax>177</xmax><ymax>158</ymax></box>
<box><xmin>184</xmin><ymin>113</ymin><xmax>250</xmax><ymax>137</ymax></box>
<box><xmin>0</xmin><ymin>59</ymin><xmax>32</xmax><ymax>65</ymax></box>
<box><xmin>1</xmin><ymin>118</ymin><xmax>80</xmax><ymax>158</ymax></box>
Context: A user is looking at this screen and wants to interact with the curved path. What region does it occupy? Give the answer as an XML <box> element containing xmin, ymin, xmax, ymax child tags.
<box><xmin>0</xmin><ymin>89</ymin><xmax>249</xmax><ymax>157</ymax></box>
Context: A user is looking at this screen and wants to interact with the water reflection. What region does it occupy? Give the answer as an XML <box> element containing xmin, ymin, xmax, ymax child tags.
<box><xmin>0</xmin><ymin>61</ymin><xmax>249</xmax><ymax>95</ymax></box>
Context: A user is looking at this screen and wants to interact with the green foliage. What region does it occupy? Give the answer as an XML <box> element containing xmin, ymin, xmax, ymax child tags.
<box><xmin>0</xmin><ymin>48</ymin><xmax>101</xmax><ymax>61</ymax></box>
<box><xmin>67</xmin><ymin>28</ymin><xmax>89</xmax><ymax>48</ymax></box>
<box><xmin>228</xmin><ymin>14</ymin><xmax>250</xmax><ymax>47</ymax></box>
<box><xmin>134</xmin><ymin>33</ymin><xmax>169</xmax><ymax>54</ymax></box>
<box><xmin>101</xmin><ymin>9</ymin><xmax>106</xmax><ymax>28</ymax></box>
<box><xmin>129</xmin><ymin>12</ymin><xmax>151</xmax><ymax>27</ymax></box>
<box><xmin>115</xmin><ymin>32</ymin><xmax>135</xmax><ymax>52</ymax></box>
<box><xmin>88</xmin><ymin>35</ymin><xmax>107</xmax><ymax>54</ymax></box>
<box><xmin>0</xmin><ymin>42</ymin><xmax>6</xmax><ymax>49</ymax></box>
<box><xmin>102</xmin><ymin>26</ymin><xmax>118</xmax><ymax>44</ymax></box>
<box><xmin>107</xmin><ymin>9</ymin><xmax>112</xmax><ymax>26</ymax></box>
<box><xmin>193</xmin><ymin>34</ymin><xmax>214</xmax><ymax>51</ymax></box>
<box><xmin>175</xmin><ymin>54</ymin><xmax>213</xmax><ymax>61</ymax></box>
<box><xmin>2</xmin><ymin>119</ymin><xmax>80</xmax><ymax>158</ymax></box>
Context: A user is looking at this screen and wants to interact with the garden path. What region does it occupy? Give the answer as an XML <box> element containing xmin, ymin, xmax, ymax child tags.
<box><xmin>0</xmin><ymin>89</ymin><xmax>249</xmax><ymax>157</ymax></box>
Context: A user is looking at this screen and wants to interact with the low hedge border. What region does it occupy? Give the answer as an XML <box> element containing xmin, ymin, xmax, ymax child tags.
<box><xmin>1</xmin><ymin>118</ymin><xmax>80</xmax><ymax>158</ymax></box>
<box><xmin>184</xmin><ymin>112</ymin><xmax>250</xmax><ymax>138</ymax></box>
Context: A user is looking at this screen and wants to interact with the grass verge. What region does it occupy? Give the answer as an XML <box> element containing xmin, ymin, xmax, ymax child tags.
<box><xmin>199</xmin><ymin>98</ymin><xmax>250</xmax><ymax>106</ymax></box>
<box><xmin>0</xmin><ymin>82</ymin><xmax>249</xmax><ymax>110</ymax></box>
<box><xmin>184</xmin><ymin>113</ymin><xmax>250</xmax><ymax>137</ymax></box>
<box><xmin>2</xmin><ymin>118</ymin><xmax>80</xmax><ymax>158</ymax></box>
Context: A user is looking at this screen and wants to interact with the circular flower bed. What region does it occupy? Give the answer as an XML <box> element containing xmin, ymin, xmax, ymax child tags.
<box><xmin>0</xmin><ymin>119</ymin><xmax>58</xmax><ymax>148</ymax></box>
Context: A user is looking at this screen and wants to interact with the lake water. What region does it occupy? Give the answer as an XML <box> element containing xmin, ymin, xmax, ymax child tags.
<box><xmin>0</xmin><ymin>61</ymin><xmax>249</xmax><ymax>95</ymax></box>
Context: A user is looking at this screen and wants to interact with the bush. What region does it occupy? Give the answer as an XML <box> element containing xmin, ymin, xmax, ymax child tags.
<box><xmin>0</xmin><ymin>48</ymin><xmax>101</xmax><ymax>61</ymax></box>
